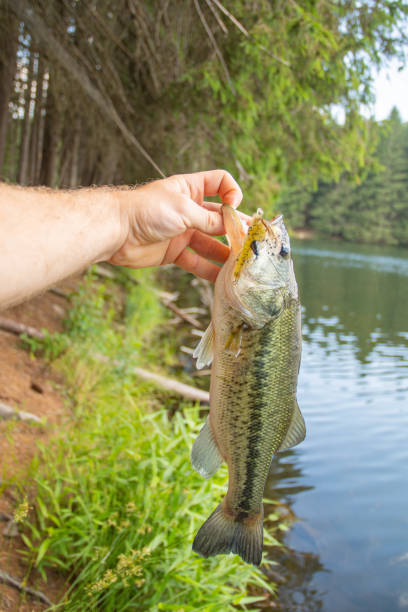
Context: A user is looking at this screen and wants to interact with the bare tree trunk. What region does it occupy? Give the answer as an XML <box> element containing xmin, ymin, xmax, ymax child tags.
<box><xmin>39</xmin><ymin>69</ymin><xmax>60</xmax><ymax>186</ymax></box>
<box><xmin>8</xmin><ymin>0</ymin><xmax>165</xmax><ymax>178</ymax></box>
<box><xmin>0</xmin><ymin>9</ymin><xmax>19</xmax><ymax>177</ymax></box>
<box><xmin>28</xmin><ymin>54</ymin><xmax>45</xmax><ymax>184</ymax></box>
<box><xmin>57</xmin><ymin>141</ymin><xmax>72</xmax><ymax>188</ymax></box>
<box><xmin>6</xmin><ymin>115</ymin><xmax>19</xmax><ymax>182</ymax></box>
<box><xmin>69</xmin><ymin>116</ymin><xmax>81</xmax><ymax>187</ymax></box>
<box><xmin>17</xmin><ymin>45</ymin><xmax>34</xmax><ymax>185</ymax></box>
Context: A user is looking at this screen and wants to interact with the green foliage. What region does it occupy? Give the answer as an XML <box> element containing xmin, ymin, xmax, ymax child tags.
<box><xmin>2</xmin><ymin>1</ymin><xmax>408</xmax><ymax>201</ymax></box>
<box><xmin>162</xmin><ymin>0</ymin><xmax>408</xmax><ymax>206</ymax></box>
<box><xmin>20</xmin><ymin>329</ymin><xmax>69</xmax><ymax>361</ymax></box>
<box><xmin>20</xmin><ymin>269</ymin><xmax>278</xmax><ymax>610</ymax></box>
<box><xmin>276</xmin><ymin>109</ymin><xmax>408</xmax><ymax>246</ymax></box>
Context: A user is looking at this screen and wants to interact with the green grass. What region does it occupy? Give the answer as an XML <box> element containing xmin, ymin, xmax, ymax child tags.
<box><xmin>19</xmin><ymin>268</ymin><xmax>279</xmax><ymax>611</ymax></box>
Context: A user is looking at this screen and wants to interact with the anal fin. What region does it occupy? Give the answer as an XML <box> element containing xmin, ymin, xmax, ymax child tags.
<box><xmin>278</xmin><ymin>400</ymin><xmax>306</xmax><ymax>452</ymax></box>
<box><xmin>191</xmin><ymin>417</ymin><xmax>223</xmax><ymax>478</ymax></box>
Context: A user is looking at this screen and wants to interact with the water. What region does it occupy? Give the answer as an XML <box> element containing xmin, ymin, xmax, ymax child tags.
<box><xmin>265</xmin><ymin>239</ymin><xmax>408</xmax><ymax>611</ymax></box>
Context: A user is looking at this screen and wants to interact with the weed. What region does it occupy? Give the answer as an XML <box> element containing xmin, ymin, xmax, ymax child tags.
<box><xmin>22</xmin><ymin>268</ymin><xmax>278</xmax><ymax>610</ymax></box>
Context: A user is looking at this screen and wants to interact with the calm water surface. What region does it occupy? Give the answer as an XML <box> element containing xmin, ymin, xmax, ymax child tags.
<box><xmin>266</xmin><ymin>240</ymin><xmax>408</xmax><ymax>611</ymax></box>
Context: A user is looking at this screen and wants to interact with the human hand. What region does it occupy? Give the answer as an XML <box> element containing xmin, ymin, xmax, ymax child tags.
<box><xmin>109</xmin><ymin>170</ymin><xmax>244</xmax><ymax>282</ymax></box>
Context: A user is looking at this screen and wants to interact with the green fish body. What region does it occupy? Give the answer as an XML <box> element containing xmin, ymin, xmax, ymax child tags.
<box><xmin>191</xmin><ymin>207</ymin><xmax>305</xmax><ymax>566</ymax></box>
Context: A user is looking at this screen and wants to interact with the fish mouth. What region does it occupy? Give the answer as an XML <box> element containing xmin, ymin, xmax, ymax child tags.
<box><xmin>222</xmin><ymin>206</ymin><xmax>282</xmax><ymax>280</ymax></box>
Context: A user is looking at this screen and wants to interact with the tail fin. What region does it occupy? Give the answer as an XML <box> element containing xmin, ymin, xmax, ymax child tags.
<box><xmin>192</xmin><ymin>502</ymin><xmax>263</xmax><ymax>566</ymax></box>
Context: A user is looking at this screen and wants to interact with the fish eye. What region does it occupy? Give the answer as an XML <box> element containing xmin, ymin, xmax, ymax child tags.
<box><xmin>279</xmin><ymin>245</ymin><xmax>289</xmax><ymax>258</ymax></box>
<box><xmin>250</xmin><ymin>240</ymin><xmax>259</xmax><ymax>257</ymax></box>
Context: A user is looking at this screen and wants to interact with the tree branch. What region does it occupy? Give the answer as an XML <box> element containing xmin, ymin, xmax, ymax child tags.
<box><xmin>0</xmin><ymin>570</ymin><xmax>52</xmax><ymax>607</ymax></box>
<box><xmin>159</xmin><ymin>297</ymin><xmax>203</xmax><ymax>328</ymax></box>
<box><xmin>209</xmin><ymin>0</ymin><xmax>249</xmax><ymax>36</ymax></box>
<box><xmin>132</xmin><ymin>367</ymin><xmax>209</xmax><ymax>403</ymax></box>
<box><xmin>0</xmin><ymin>316</ymin><xmax>45</xmax><ymax>340</ymax></box>
<box><xmin>205</xmin><ymin>0</ymin><xmax>228</xmax><ymax>35</ymax></box>
<box><xmin>193</xmin><ymin>0</ymin><xmax>236</xmax><ymax>95</ymax></box>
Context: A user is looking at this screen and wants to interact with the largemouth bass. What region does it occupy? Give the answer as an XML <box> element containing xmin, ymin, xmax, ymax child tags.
<box><xmin>191</xmin><ymin>205</ymin><xmax>305</xmax><ymax>566</ymax></box>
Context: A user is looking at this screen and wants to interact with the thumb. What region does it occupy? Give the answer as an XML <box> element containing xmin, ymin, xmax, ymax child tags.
<box><xmin>181</xmin><ymin>199</ymin><xmax>225</xmax><ymax>235</ymax></box>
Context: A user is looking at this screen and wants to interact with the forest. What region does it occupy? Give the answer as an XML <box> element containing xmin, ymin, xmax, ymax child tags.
<box><xmin>277</xmin><ymin>108</ymin><xmax>408</xmax><ymax>246</ymax></box>
<box><xmin>0</xmin><ymin>0</ymin><xmax>407</xmax><ymax>247</ymax></box>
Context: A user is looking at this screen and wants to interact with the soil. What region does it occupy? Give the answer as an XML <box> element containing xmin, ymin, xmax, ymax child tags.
<box><xmin>0</xmin><ymin>283</ymin><xmax>77</xmax><ymax>611</ymax></box>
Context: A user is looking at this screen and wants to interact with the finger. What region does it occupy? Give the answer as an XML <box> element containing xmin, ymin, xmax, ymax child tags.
<box><xmin>189</xmin><ymin>230</ymin><xmax>230</xmax><ymax>264</ymax></box>
<box><xmin>180</xmin><ymin>199</ymin><xmax>225</xmax><ymax>235</ymax></box>
<box><xmin>202</xmin><ymin>170</ymin><xmax>243</xmax><ymax>207</ymax></box>
<box><xmin>202</xmin><ymin>200</ymin><xmax>252</xmax><ymax>224</ymax></box>
<box><xmin>180</xmin><ymin>170</ymin><xmax>243</xmax><ymax>208</ymax></box>
<box><xmin>173</xmin><ymin>248</ymin><xmax>221</xmax><ymax>283</ymax></box>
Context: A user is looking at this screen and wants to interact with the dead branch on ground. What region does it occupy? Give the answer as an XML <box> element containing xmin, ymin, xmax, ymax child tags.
<box><xmin>0</xmin><ymin>570</ymin><xmax>52</xmax><ymax>606</ymax></box>
<box><xmin>0</xmin><ymin>317</ymin><xmax>45</xmax><ymax>340</ymax></box>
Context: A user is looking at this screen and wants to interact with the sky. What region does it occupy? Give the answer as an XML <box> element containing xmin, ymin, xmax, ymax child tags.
<box><xmin>370</xmin><ymin>58</ymin><xmax>408</xmax><ymax>121</ymax></box>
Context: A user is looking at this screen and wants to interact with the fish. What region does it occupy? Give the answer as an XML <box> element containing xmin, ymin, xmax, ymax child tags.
<box><xmin>191</xmin><ymin>205</ymin><xmax>305</xmax><ymax>566</ymax></box>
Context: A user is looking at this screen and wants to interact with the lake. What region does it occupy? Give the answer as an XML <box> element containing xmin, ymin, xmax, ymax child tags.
<box><xmin>265</xmin><ymin>239</ymin><xmax>408</xmax><ymax>611</ymax></box>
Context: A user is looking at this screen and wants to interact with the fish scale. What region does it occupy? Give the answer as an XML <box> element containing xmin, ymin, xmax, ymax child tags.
<box><xmin>211</xmin><ymin>300</ymin><xmax>301</xmax><ymax>518</ymax></box>
<box><xmin>191</xmin><ymin>206</ymin><xmax>305</xmax><ymax>566</ymax></box>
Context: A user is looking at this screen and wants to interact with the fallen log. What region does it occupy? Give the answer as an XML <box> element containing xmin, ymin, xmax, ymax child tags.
<box><xmin>0</xmin><ymin>402</ymin><xmax>43</xmax><ymax>424</ymax></box>
<box><xmin>0</xmin><ymin>570</ymin><xmax>52</xmax><ymax>607</ymax></box>
<box><xmin>132</xmin><ymin>367</ymin><xmax>209</xmax><ymax>403</ymax></box>
<box><xmin>0</xmin><ymin>317</ymin><xmax>45</xmax><ymax>340</ymax></box>
<box><xmin>94</xmin><ymin>354</ymin><xmax>209</xmax><ymax>403</ymax></box>
<box><xmin>160</xmin><ymin>298</ymin><xmax>203</xmax><ymax>328</ymax></box>
<box><xmin>3</xmin><ymin>520</ymin><xmax>19</xmax><ymax>538</ymax></box>
<box><xmin>0</xmin><ymin>316</ymin><xmax>209</xmax><ymax>405</ymax></box>
<box><xmin>49</xmin><ymin>286</ymin><xmax>70</xmax><ymax>299</ymax></box>
<box><xmin>94</xmin><ymin>264</ymin><xmax>116</xmax><ymax>279</ymax></box>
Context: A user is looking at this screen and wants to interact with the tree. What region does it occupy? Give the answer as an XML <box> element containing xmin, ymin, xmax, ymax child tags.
<box><xmin>1</xmin><ymin>0</ymin><xmax>407</xmax><ymax>205</ymax></box>
<box><xmin>0</xmin><ymin>4</ymin><xmax>18</xmax><ymax>176</ymax></box>
<box><xmin>278</xmin><ymin>109</ymin><xmax>408</xmax><ymax>246</ymax></box>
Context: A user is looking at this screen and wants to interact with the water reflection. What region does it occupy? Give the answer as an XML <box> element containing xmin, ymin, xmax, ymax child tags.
<box><xmin>266</xmin><ymin>450</ymin><xmax>314</xmax><ymax>502</ymax></box>
<box><xmin>293</xmin><ymin>240</ymin><xmax>408</xmax><ymax>363</ymax></box>
<box><xmin>265</xmin><ymin>240</ymin><xmax>408</xmax><ymax>612</ymax></box>
<box><xmin>264</xmin><ymin>451</ymin><xmax>327</xmax><ymax>612</ymax></box>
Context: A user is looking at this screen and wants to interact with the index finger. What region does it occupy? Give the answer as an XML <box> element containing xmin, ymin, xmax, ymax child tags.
<box><xmin>177</xmin><ymin>169</ymin><xmax>243</xmax><ymax>208</ymax></box>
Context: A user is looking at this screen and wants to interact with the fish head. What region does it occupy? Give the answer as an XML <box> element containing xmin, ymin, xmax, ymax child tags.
<box><xmin>222</xmin><ymin>206</ymin><xmax>297</xmax><ymax>323</ymax></box>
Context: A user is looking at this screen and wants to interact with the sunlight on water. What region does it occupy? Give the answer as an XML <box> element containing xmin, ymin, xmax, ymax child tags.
<box><xmin>266</xmin><ymin>240</ymin><xmax>408</xmax><ymax>612</ymax></box>
<box><xmin>293</xmin><ymin>245</ymin><xmax>408</xmax><ymax>277</ymax></box>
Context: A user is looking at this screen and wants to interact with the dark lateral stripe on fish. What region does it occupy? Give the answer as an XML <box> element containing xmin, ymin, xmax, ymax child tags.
<box><xmin>237</xmin><ymin>327</ymin><xmax>271</xmax><ymax>512</ymax></box>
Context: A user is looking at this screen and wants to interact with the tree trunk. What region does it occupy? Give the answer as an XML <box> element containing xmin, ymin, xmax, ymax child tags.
<box><xmin>28</xmin><ymin>54</ymin><xmax>45</xmax><ymax>185</ymax></box>
<box><xmin>69</xmin><ymin>116</ymin><xmax>81</xmax><ymax>187</ymax></box>
<box><xmin>39</xmin><ymin>70</ymin><xmax>60</xmax><ymax>186</ymax></box>
<box><xmin>0</xmin><ymin>9</ymin><xmax>19</xmax><ymax>177</ymax></box>
<box><xmin>17</xmin><ymin>46</ymin><xmax>34</xmax><ymax>185</ymax></box>
<box><xmin>57</xmin><ymin>140</ymin><xmax>72</xmax><ymax>188</ymax></box>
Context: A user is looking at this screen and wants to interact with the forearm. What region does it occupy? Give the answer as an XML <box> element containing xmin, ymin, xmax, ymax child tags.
<box><xmin>0</xmin><ymin>183</ymin><xmax>125</xmax><ymax>309</ymax></box>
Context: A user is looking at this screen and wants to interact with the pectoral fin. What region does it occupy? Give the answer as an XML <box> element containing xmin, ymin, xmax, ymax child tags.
<box><xmin>224</xmin><ymin>325</ymin><xmax>243</xmax><ymax>358</ymax></box>
<box><xmin>193</xmin><ymin>321</ymin><xmax>214</xmax><ymax>370</ymax></box>
<box><xmin>277</xmin><ymin>400</ymin><xmax>306</xmax><ymax>452</ymax></box>
<box><xmin>191</xmin><ymin>417</ymin><xmax>223</xmax><ymax>479</ymax></box>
